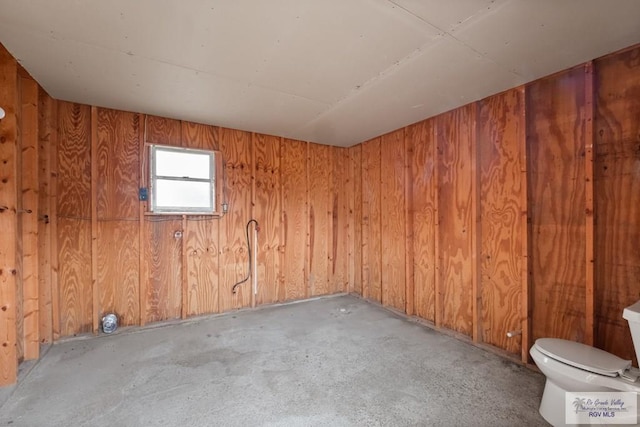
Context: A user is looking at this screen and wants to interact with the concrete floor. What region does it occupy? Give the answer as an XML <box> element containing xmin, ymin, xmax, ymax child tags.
<box><xmin>0</xmin><ymin>295</ymin><xmax>548</xmax><ymax>426</ymax></box>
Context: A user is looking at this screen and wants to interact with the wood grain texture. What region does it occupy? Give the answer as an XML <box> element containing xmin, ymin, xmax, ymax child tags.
<box><xmin>308</xmin><ymin>143</ymin><xmax>331</xmax><ymax>297</ymax></box>
<box><xmin>57</xmin><ymin>218</ymin><xmax>92</xmax><ymax>335</ymax></box>
<box><xmin>594</xmin><ymin>46</ymin><xmax>640</xmax><ymax>362</ymax></box>
<box><xmin>527</xmin><ymin>67</ymin><xmax>587</xmax><ymax>344</ymax></box>
<box><xmin>182</xmin><ymin>121</ymin><xmax>220</xmax><ymax>315</ymax></box>
<box><xmin>436</xmin><ymin>106</ymin><xmax>475</xmax><ymax>336</ymax></box>
<box><xmin>583</xmin><ymin>63</ymin><xmax>595</xmax><ymax>347</ymax></box>
<box><xmin>218</xmin><ymin>128</ymin><xmax>252</xmax><ymax>311</ymax></box>
<box><xmin>362</xmin><ymin>138</ymin><xmax>382</xmax><ymax>303</ymax></box>
<box><xmin>181</xmin><ymin>121</ymin><xmax>219</xmax><ymax>150</ymax></box>
<box><xmin>348</xmin><ymin>145</ymin><xmax>363</xmax><ymax>295</ymax></box>
<box><xmin>96</xmin><ymin>108</ymin><xmax>139</xmax><ymax>220</ymax></box>
<box><xmin>185</xmin><ymin>218</ymin><xmax>219</xmax><ymax>315</ymax></box>
<box><xmin>19</xmin><ymin>76</ymin><xmax>40</xmax><ymax>359</ymax></box>
<box><xmin>408</xmin><ymin>120</ymin><xmax>437</xmax><ymax>322</ymax></box>
<box><xmin>380</xmin><ymin>129</ymin><xmax>406</xmax><ymax>311</ymax></box>
<box><xmin>281</xmin><ymin>139</ymin><xmax>308</xmax><ymax>301</ymax></box>
<box><xmin>37</xmin><ymin>88</ymin><xmax>54</xmax><ymax>344</ymax></box>
<box><xmin>143</xmin><ymin>219</ymin><xmax>182</xmax><ymax>322</ymax></box>
<box><xmin>254</xmin><ymin>133</ymin><xmax>282</xmax><ymax>304</ymax></box>
<box><xmin>144</xmin><ymin>115</ymin><xmax>181</xmax><ymax>146</ymax></box>
<box><xmin>0</xmin><ymin>45</ymin><xmax>18</xmax><ymax>385</ymax></box>
<box><xmin>57</xmin><ymin>102</ymin><xmax>91</xmax><ymax>219</ymax></box>
<box><xmin>478</xmin><ymin>89</ymin><xmax>525</xmax><ymax>355</ymax></box>
<box><xmin>97</xmin><ymin>221</ymin><xmax>139</xmax><ymax>325</ymax></box>
<box><xmin>331</xmin><ymin>147</ymin><xmax>349</xmax><ymax>294</ymax></box>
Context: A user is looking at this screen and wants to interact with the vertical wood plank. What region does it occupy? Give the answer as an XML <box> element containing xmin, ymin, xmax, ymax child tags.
<box><xmin>96</xmin><ymin>109</ymin><xmax>140</xmax><ymax>327</ymax></box>
<box><xmin>0</xmin><ymin>45</ymin><xmax>18</xmax><ymax>385</ymax></box>
<box><xmin>437</xmin><ymin>106</ymin><xmax>475</xmax><ymax>336</ymax></box>
<box><xmin>380</xmin><ymin>130</ymin><xmax>406</xmax><ymax>311</ymax></box>
<box><xmin>90</xmin><ymin>106</ymin><xmax>98</xmax><ymax>334</ymax></box>
<box><xmin>138</xmin><ymin>116</ymin><xmax>147</xmax><ymax>326</ymax></box>
<box><xmin>519</xmin><ymin>88</ymin><xmax>531</xmax><ymax>363</ymax></box>
<box><xmin>37</xmin><ymin>88</ymin><xmax>53</xmax><ymax>344</ymax></box>
<box><xmin>477</xmin><ymin>89</ymin><xmax>525</xmax><ymax>355</ymax></box>
<box><xmin>404</xmin><ymin>128</ymin><xmax>415</xmax><ymax>316</ymax></box>
<box><xmin>527</xmin><ymin>67</ymin><xmax>587</xmax><ymax>344</ymax></box>
<box><xmin>218</xmin><ymin>128</ymin><xmax>252</xmax><ymax>311</ymax></box>
<box><xmin>308</xmin><ymin>143</ymin><xmax>331</xmax><ymax>297</ymax></box>
<box><xmin>97</xmin><ymin>221</ymin><xmax>139</xmax><ymax>325</ymax></box>
<box><xmin>583</xmin><ymin>63</ymin><xmax>595</xmax><ymax>347</ymax></box>
<box><xmin>19</xmin><ymin>76</ymin><xmax>40</xmax><ymax>359</ymax></box>
<box><xmin>143</xmin><ymin>218</ymin><xmax>182</xmax><ymax>322</ymax></box>
<box><xmin>181</xmin><ymin>215</ymin><xmax>188</xmax><ymax>317</ymax></box>
<box><xmin>331</xmin><ymin>147</ymin><xmax>349</xmax><ymax>294</ymax></box>
<box><xmin>281</xmin><ymin>139</ymin><xmax>307</xmax><ymax>301</ymax></box>
<box><xmin>57</xmin><ymin>102</ymin><xmax>92</xmax><ymax>336</ymax></box>
<box><xmin>182</xmin><ymin>121</ymin><xmax>220</xmax><ymax>316</ymax></box>
<box><xmin>471</xmin><ymin>102</ymin><xmax>480</xmax><ymax>345</ymax></box>
<box><xmin>347</xmin><ymin>145</ymin><xmax>363</xmax><ymax>295</ymax></box>
<box><xmin>594</xmin><ymin>46</ymin><xmax>640</xmax><ymax>362</ymax></box>
<box><xmin>254</xmin><ymin>133</ymin><xmax>282</xmax><ymax>304</ymax></box>
<box><xmin>49</xmin><ymin>100</ymin><xmax>59</xmax><ymax>341</ymax></box>
<box><xmin>409</xmin><ymin>120</ymin><xmax>437</xmax><ymax>322</ymax></box>
<box><xmin>361</xmin><ymin>138</ymin><xmax>382</xmax><ymax>303</ymax></box>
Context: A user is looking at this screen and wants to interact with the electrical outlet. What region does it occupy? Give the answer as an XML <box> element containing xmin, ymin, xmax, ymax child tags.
<box><xmin>139</xmin><ymin>187</ymin><xmax>148</xmax><ymax>201</ymax></box>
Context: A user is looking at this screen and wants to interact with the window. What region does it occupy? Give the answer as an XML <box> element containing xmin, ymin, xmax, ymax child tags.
<box><xmin>149</xmin><ymin>145</ymin><xmax>221</xmax><ymax>214</ymax></box>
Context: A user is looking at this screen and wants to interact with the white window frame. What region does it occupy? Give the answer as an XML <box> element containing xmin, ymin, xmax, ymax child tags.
<box><xmin>149</xmin><ymin>144</ymin><xmax>221</xmax><ymax>215</ymax></box>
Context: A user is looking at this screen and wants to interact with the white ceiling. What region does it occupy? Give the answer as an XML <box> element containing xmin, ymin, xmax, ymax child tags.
<box><xmin>1</xmin><ymin>1</ymin><xmax>639</xmax><ymax>147</ymax></box>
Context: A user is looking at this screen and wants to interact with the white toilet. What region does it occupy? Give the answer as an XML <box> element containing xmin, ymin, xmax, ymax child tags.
<box><xmin>530</xmin><ymin>300</ymin><xmax>640</xmax><ymax>426</ymax></box>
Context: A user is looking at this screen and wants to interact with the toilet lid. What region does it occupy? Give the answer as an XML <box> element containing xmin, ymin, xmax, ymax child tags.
<box><xmin>535</xmin><ymin>338</ymin><xmax>632</xmax><ymax>377</ymax></box>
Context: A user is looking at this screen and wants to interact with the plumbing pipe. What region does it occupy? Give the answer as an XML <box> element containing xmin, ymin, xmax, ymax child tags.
<box><xmin>252</xmin><ymin>224</ymin><xmax>258</xmax><ymax>308</ymax></box>
<box><xmin>506</xmin><ymin>330</ymin><xmax>522</xmax><ymax>338</ymax></box>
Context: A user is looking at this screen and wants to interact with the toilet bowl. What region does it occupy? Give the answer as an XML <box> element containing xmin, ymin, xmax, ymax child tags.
<box><xmin>531</xmin><ymin>300</ymin><xmax>640</xmax><ymax>427</ymax></box>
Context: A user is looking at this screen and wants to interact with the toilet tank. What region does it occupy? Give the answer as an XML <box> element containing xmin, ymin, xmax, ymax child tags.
<box><xmin>622</xmin><ymin>300</ymin><xmax>640</xmax><ymax>363</ymax></box>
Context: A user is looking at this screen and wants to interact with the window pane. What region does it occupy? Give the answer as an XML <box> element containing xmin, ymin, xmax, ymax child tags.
<box><xmin>155</xmin><ymin>149</ymin><xmax>210</xmax><ymax>179</ymax></box>
<box><xmin>155</xmin><ymin>179</ymin><xmax>212</xmax><ymax>209</ymax></box>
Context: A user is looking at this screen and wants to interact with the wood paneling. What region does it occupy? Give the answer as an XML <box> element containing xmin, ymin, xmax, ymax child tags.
<box><xmin>362</xmin><ymin>138</ymin><xmax>382</xmax><ymax>302</ymax></box>
<box><xmin>254</xmin><ymin>133</ymin><xmax>282</xmax><ymax>304</ymax></box>
<box><xmin>409</xmin><ymin>120</ymin><xmax>437</xmax><ymax>322</ymax></box>
<box><xmin>436</xmin><ymin>106</ymin><xmax>475</xmax><ymax>336</ymax></box>
<box><xmin>143</xmin><ymin>219</ymin><xmax>182</xmax><ymax>322</ymax></box>
<box><xmin>96</xmin><ymin>108</ymin><xmax>139</xmax><ymax>220</ymax></box>
<box><xmin>380</xmin><ymin>130</ymin><xmax>406</xmax><ymax>311</ymax></box>
<box><xmin>478</xmin><ymin>89</ymin><xmax>525</xmax><ymax>354</ymax></box>
<box><xmin>97</xmin><ymin>221</ymin><xmax>139</xmax><ymax>325</ymax></box>
<box><xmin>594</xmin><ymin>46</ymin><xmax>640</xmax><ymax>361</ymax></box>
<box><xmin>348</xmin><ymin>145</ymin><xmax>363</xmax><ymax>295</ymax></box>
<box><xmin>281</xmin><ymin>139</ymin><xmax>307</xmax><ymax>301</ymax></box>
<box><xmin>37</xmin><ymin>89</ymin><xmax>54</xmax><ymax>344</ymax></box>
<box><xmin>0</xmin><ymin>45</ymin><xmax>18</xmax><ymax>385</ymax></box>
<box><xmin>57</xmin><ymin>102</ymin><xmax>92</xmax><ymax>336</ymax></box>
<box><xmin>185</xmin><ymin>218</ymin><xmax>219</xmax><ymax>315</ymax></box>
<box><xmin>182</xmin><ymin>122</ymin><xmax>220</xmax><ymax>315</ymax></box>
<box><xmin>527</xmin><ymin>67</ymin><xmax>587</xmax><ymax>344</ymax></box>
<box><xmin>181</xmin><ymin>121</ymin><xmax>219</xmax><ymax>151</ymax></box>
<box><xmin>57</xmin><ymin>102</ymin><xmax>91</xmax><ymax>219</ymax></box>
<box><xmin>144</xmin><ymin>115</ymin><xmax>181</xmax><ymax>147</ymax></box>
<box><xmin>218</xmin><ymin>128</ymin><xmax>252</xmax><ymax>311</ymax></box>
<box><xmin>331</xmin><ymin>147</ymin><xmax>349</xmax><ymax>294</ymax></box>
<box><xmin>57</xmin><ymin>219</ymin><xmax>92</xmax><ymax>335</ymax></box>
<box><xmin>308</xmin><ymin>143</ymin><xmax>331</xmax><ymax>297</ymax></box>
<box><xmin>19</xmin><ymin>76</ymin><xmax>40</xmax><ymax>359</ymax></box>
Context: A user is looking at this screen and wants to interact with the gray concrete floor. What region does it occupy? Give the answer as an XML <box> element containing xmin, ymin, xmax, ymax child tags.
<box><xmin>0</xmin><ymin>295</ymin><xmax>548</xmax><ymax>426</ymax></box>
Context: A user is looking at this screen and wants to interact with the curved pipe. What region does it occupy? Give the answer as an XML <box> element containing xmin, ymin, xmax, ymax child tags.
<box><xmin>232</xmin><ymin>219</ymin><xmax>260</xmax><ymax>294</ymax></box>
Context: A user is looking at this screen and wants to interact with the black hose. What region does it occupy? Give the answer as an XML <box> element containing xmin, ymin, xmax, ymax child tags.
<box><xmin>232</xmin><ymin>219</ymin><xmax>260</xmax><ymax>294</ymax></box>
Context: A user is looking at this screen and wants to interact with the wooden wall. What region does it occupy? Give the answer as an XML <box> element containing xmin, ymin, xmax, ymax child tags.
<box><xmin>2</xmin><ymin>41</ymin><xmax>640</xmax><ymax>386</ymax></box>
<box><xmin>353</xmin><ymin>44</ymin><xmax>640</xmax><ymax>364</ymax></box>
